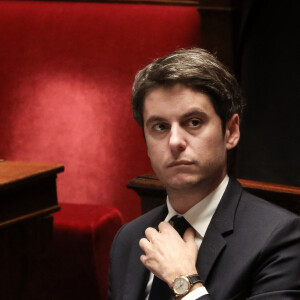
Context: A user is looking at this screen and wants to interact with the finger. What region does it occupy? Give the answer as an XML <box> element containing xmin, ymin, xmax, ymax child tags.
<box><xmin>158</xmin><ymin>221</ymin><xmax>173</xmax><ymax>232</ymax></box>
<box><xmin>140</xmin><ymin>254</ymin><xmax>155</xmax><ymax>273</ymax></box>
<box><xmin>140</xmin><ymin>254</ymin><xmax>147</xmax><ymax>265</ymax></box>
<box><xmin>145</xmin><ymin>227</ymin><xmax>158</xmax><ymax>241</ymax></box>
<box><xmin>183</xmin><ymin>227</ymin><xmax>195</xmax><ymax>243</ymax></box>
<box><xmin>139</xmin><ymin>237</ymin><xmax>150</xmax><ymax>252</ymax></box>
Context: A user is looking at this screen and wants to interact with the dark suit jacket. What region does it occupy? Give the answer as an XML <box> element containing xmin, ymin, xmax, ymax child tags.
<box><xmin>109</xmin><ymin>178</ymin><xmax>300</xmax><ymax>299</ymax></box>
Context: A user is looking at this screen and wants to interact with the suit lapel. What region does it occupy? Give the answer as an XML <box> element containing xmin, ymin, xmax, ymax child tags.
<box><xmin>197</xmin><ymin>178</ymin><xmax>243</xmax><ymax>283</ymax></box>
<box><xmin>197</xmin><ymin>226</ymin><xmax>226</xmax><ymax>282</ymax></box>
<box><xmin>123</xmin><ymin>205</ymin><xmax>168</xmax><ymax>300</ymax></box>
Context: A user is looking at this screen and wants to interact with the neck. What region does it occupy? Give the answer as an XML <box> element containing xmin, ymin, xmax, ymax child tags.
<box><xmin>166</xmin><ymin>174</ymin><xmax>226</xmax><ymax>214</ymax></box>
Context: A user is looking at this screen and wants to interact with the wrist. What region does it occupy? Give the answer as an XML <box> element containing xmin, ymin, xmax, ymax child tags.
<box><xmin>176</xmin><ymin>282</ymin><xmax>203</xmax><ymax>300</ymax></box>
<box><xmin>172</xmin><ymin>274</ymin><xmax>203</xmax><ymax>298</ymax></box>
<box><xmin>167</xmin><ymin>268</ymin><xmax>197</xmax><ymax>288</ymax></box>
<box><xmin>190</xmin><ymin>282</ymin><xmax>203</xmax><ymax>290</ymax></box>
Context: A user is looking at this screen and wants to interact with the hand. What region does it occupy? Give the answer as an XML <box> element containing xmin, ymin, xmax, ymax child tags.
<box><xmin>139</xmin><ymin>222</ymin><xmax>198</xmax><ymax>287</ymax></box>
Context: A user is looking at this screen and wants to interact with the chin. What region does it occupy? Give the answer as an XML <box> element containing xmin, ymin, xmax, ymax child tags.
<box><xmin>165</xmin><ymin>174</ymin><xmax>202</xmax><ymax>190</ymax></box>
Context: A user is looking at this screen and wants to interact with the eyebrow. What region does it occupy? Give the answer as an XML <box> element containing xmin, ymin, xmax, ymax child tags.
<box><xmin>145</xmin><ymin>116</ymin><xmax>167</xmax><ymax>127</ymax></box>
<box><xmin>145</xmin><ymin>109</ymin><xmax>207</xmax><ymax>127</ymax></box>
<box><xmin>180</xmin><ymin>110</ymin><xmax>207</xmax><ymax>120</ymax></box>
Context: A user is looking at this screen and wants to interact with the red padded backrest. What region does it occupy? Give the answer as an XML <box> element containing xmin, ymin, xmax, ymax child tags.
<box><xmin>0</xmin><ymin>1</ymin><xmax>201</xmax><ymax>221</ymax></box>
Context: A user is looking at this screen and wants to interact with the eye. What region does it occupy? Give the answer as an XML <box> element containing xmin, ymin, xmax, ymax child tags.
<box><xmin>187</xmin><ymin>118</ymin><xmax>202</xmax><ymax>127</ymax></box>
<box><xmin>153</xmin><ymin>123</ymin><xmax>167</xmax><ymax>131</ymax></box>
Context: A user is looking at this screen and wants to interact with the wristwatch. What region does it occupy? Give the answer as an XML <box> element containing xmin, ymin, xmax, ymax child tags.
<box><xmin>172</xmin><ymin>274</ymin><xmax>203</xmax><ymax>297</ymax></box>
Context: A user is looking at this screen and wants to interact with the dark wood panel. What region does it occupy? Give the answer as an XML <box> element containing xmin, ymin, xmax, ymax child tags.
<box><xmin>0</xmin><ymin>161</ymin><xmax>64</xmax><ymax>228</ymax></box>
<box><xmin>0</xmin><ymin>161</ymin><xmax>64</xmax><ymax>299</ymax></box>
<box><xmin>0</xmin><ymin>216</ymin><xmax>53</xmax><ymax>299</ymax></box>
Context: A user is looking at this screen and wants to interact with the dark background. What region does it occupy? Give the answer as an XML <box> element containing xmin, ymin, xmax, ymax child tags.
<box><xmin>234</xmin><ymin>0</ymin><xmax>300</xmax><ymax>186</ymax></box>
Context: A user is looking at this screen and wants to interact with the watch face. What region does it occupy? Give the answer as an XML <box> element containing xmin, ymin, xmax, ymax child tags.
<box><xmin>173</xmin><ymin>277</ymin><xmax>190</xmax><ymax>295</ymax></box>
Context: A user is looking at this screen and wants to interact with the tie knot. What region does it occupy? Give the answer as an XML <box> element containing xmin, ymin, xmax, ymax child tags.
<box><xmin>171</xmin><ymin>215</ymin><xmax>191</xmax><ymax>237</ymax></box>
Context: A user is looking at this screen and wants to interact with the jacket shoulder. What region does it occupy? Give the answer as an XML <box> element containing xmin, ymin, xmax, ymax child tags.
<box><xmin>112</xmin><ymin>204</ymin><xmax>167</xmax><ymax>246</ymax></box>
<box><xmin>240</xmin><ymin>189</ymin><xmax>298</xmax><ymax>221</ymax></box>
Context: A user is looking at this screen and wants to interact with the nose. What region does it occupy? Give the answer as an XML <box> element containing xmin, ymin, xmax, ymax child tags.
<box><xmin>169</xmin><ymin>124</ymin><xmax>187</xmax><ymax>155</ymax></box>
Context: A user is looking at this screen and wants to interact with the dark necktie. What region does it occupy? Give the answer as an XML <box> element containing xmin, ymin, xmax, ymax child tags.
<box><xmin>148</xmin><ymin>216</ymin><xmax>191</xmax><ymax>300</ymax></box>
<box><xmin>171</xmin><ymin>215</ymin><xmax>191</xmax><ymax>238</ymax></box>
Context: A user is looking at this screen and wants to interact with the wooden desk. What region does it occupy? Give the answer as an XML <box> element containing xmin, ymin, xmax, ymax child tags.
<box><xmin>0</xmin><ymin>161</ymin><xmax>64</xmax><ymax>300</ymax></box>
<box><xmin>127</xmin><ymin>174</ymin><xmax>300</xmax><ymax>215</ymax></box>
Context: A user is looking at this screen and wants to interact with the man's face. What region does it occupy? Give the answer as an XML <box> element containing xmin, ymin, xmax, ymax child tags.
<box><xmin>143</xmin><ymin>84</ymin><xmax>239</xmax><ymax>193</ymax></box>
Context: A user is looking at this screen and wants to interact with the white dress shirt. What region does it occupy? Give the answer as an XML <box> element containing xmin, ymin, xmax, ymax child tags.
<box><xmin>145</xmin><ymin>175</ymin><xmax>229</xmax><ymax>299</ymax></box>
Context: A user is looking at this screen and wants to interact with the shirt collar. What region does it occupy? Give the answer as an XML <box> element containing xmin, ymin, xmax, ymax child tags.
<box><xmin>165</xmin><ymin>175</ymin><xmax>229</xmax><ymax>238</ymax></box>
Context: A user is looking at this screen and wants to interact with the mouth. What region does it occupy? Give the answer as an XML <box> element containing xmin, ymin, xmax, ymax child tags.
<box><xmin>167</xmin><ymin>160</ymin><xmax>194</xmax><ymax>168</ymax></box>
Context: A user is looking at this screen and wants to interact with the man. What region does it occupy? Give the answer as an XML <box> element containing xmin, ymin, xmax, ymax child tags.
<box><xmin>108</xmin><ymin>48</ymin><xmax>300</xmax><ymax>299</ymax></box>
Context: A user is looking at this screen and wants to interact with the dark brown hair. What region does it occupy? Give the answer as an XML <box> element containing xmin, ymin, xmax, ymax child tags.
<box><xmin>132</xmin><ymin>48</ymin><xmax>245</xmax><ymax>132</ymax></box>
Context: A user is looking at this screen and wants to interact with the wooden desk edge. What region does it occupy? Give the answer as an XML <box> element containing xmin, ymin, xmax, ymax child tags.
<box><xmin>0</xmin><ymin>205</ymin><xmax>61</xmax><ymax>229</ymax></box>
<box><xmin>0</xmin><ymin>161</ymin><xmax>64</xmax><ymax>191</ymax></box>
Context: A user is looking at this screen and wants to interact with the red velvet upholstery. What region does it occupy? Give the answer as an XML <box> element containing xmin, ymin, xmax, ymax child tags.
<box><xmin>0</xmin><ymin>1</ymin><xmax>201</xmax><ymax>221</ymax></box>
<box><xmin>25</xmin><ymin>203</ymin><xmax>123</xmax><ymax>300</ymax></box>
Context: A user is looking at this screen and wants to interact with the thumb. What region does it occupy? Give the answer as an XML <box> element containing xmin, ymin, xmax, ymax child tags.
<box><xmin>183</xmin><ymin>227</ymin><xmax>195</xmax><ymax>243</ymax></box>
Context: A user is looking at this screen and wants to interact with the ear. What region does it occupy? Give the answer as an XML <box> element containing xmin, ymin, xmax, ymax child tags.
<box><xmin>225</xmin><ymin>114</ymin><xmax>240</xmax><ymax>150</ymax></box>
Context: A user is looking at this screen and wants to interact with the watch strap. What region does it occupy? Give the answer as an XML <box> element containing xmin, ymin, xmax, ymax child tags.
<box><xmin>187</xmin><ymin>274</ymin><xmax>203</xmax><ymax>285</ymax></box>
